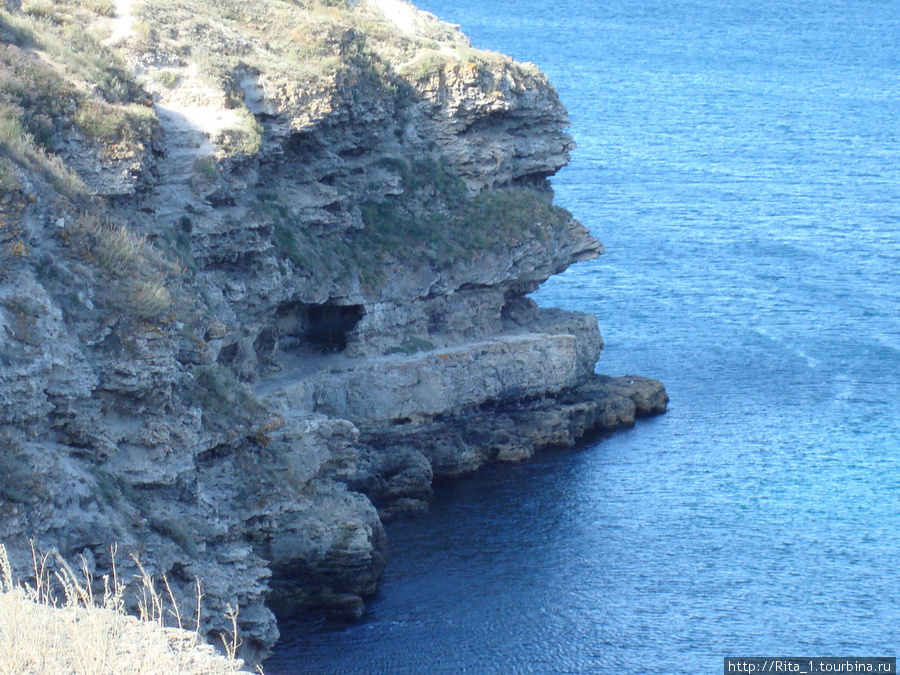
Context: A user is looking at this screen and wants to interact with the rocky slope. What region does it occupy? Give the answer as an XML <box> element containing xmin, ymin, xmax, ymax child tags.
<box><xmin>0</xmin><ymin>0</ymin><xmax>666</xmax><ymax>664</ymax></box>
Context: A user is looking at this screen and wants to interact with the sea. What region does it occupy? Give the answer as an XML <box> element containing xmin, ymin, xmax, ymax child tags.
<box><xmin>266</xmin><ymin>0</ymin><xmax>900</xmax><ymax>672</ymax></box>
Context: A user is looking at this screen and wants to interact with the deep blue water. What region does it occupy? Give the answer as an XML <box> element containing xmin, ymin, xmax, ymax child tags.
<box><xmin>267</xmin><ymin>0</ymin><xmax>900</xmax><ymax>672</ymax></box>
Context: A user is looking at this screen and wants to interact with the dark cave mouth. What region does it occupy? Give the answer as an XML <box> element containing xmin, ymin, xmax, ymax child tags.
<box><xmin>275</xmin><ymin>301</ymin><xmax>365</xmax><ymax>354</ymax></box>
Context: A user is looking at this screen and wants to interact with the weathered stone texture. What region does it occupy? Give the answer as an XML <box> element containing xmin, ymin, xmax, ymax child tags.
<box><xmin>0</xmin><ymin>0</ymin><xmax>666</xmax><ymax>665</ymax></box>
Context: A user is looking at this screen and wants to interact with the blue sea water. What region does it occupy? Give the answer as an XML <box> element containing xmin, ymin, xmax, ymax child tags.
<box><xmin>267</xmin><ymin>0</ymin><xmax>900</xmax><ymax>672</ymax></box>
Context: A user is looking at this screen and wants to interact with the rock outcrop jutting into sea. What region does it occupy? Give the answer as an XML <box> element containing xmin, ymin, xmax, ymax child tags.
<box><xmin>0</xmin><ymin>0</ymin><xmax>666</xmax><ymax>663</ymax></box>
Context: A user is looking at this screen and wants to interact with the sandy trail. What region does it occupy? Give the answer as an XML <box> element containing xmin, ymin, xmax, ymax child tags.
<box><xmin>103</xmin><ymin>0</ymin><xmax>134</xmax><ymax>46</ymax></box>
<box><xmin>101</xmin><ymin>0</ymin><xmax>243</xmax><ymax>222</ymax></box>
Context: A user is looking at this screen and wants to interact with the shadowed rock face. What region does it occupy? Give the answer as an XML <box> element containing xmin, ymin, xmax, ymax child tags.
<box><xmin>0</xmin><ymin>0</ymin><xmax>665</xmax><ymax>664</ymax></box>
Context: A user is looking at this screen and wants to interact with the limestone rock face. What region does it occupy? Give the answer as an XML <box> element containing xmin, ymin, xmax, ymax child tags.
<box><xmin>357</xmin><ymin>375</ymin><xmax>669</xmax><ymax>479</ymax></box>
<box><xmin>267</xmin><ymin>325</ymin><xmax>589</xmax><ymax>425</ymax></box>
<box><xmin>0</xmin><ymin>0</ymin><xmax>666</xmax><ymax>664</ymax></box>
<box><xmin>414</xmin><ymin>58</ymin><xmax>576</xmax><ymax>191</ymax></box>
<box><xmin>264</xmin><ymin>480</ymin><xmax>387</xmax><ymax>620</ymax></box>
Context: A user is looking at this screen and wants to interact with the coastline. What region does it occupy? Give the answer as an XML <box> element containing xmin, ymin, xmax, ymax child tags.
<box><xmin>0</xmin><ymin>0</ymin><xmax>665</xmax><ymax>665</ymax></box>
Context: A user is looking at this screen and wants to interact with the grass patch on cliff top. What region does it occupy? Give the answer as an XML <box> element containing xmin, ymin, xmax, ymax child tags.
<box><xmin>72</xmin><ymin>102</ymin><xmax>158</xmax><ymax>146</ymax></box>
<box><xmin>0</xmin><ymin>5</ymin><xmax>156</xmax><ymax>153</ymax></box>
<box><xmin>1</xmin><ymin>3</ymin><xmax>143</xmax><ymax>104</ymax></box>
<box><xmin>135</xmin><ymin>0</ymin><xmax>356</xmax><ymax>97</ymax></box>
<box><xmin>132</xmin><ymin>0</ymin><xmax>543</xmax><ymax>120</ymax></box>
<box><xmin>0</xmin><ymin>7</ymin><xmax>157</xmax><ymax>197</ymax></box>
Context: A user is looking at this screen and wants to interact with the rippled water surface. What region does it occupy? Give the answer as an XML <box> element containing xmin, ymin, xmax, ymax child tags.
<box><xmin>267</xmin><ymin>0</ymin><xmax>900</xmax><ymax>672</ymax></box>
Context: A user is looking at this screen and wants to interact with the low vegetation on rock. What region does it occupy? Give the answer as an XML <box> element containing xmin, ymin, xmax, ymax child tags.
<box><xmin>0</xmin><ymin>545</ymin><xmax>253</xmax><ymax>675</ymax></box>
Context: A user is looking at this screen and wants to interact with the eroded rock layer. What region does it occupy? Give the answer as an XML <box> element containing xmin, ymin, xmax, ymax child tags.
<box><xmin>0</xmin><ymin>0</ymin><xmax>665</xmax><ymax>663</ymax></box>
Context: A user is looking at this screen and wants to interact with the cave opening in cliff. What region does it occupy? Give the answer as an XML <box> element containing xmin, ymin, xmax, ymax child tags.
<box><xmin>275</xmin><ymin>301</ymin><xmax>364</xmax><ymax>354</ymax></box>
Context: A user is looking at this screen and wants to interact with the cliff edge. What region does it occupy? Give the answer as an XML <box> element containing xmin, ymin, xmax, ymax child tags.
<box><xmin>0</xmin><ymin>0</ymin><xmax>666</xmax><ymax>663</ymax></box>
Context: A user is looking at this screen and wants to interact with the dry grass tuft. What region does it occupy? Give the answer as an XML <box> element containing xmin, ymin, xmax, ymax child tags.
<box><xmin>131</xmin><ymin>279</ymin><xmax>173</xmax><ymax>321</ymax></box>
<box><xmin>72</xmin><ymin>215</ymin><xmax>178</xmax><ymax>323</ymax></box>
<box><xmin>0</xmin><ymin>118</ymin><xmax>89</xmax><ymax>198</ymax></box>
<box><xmin>85</xmin><ymin>219</ymin><xmax>152</xmax><ymax>276</ymax></box>
<box><xmin>0</xmin><ymin>544</ymin><xmax>256</xmax><ymax>675</ymax></box>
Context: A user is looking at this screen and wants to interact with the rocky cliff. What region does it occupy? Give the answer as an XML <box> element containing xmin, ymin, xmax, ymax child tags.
<box><xmin>0</xmin><ymin>0</ymin><xmax>666</xmax><ymax>664</ymax></box>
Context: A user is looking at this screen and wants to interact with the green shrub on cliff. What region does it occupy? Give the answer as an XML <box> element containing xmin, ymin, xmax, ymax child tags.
<box><xmin>72</xmin><ymin>102</ymin><xmax>157</xmax><ymax>145</ymax></box>
<box><xmin>358</xmin><ymin>157</ymin><xmax>563</xmax><ymax>264</ymax></box>
<box><xmin>0</xmin><ymin>118</ymin><xmax>88</xmax><ymax>198</ymax></box>
<box><xmin>213</xmin><ymin>107</ymin><xmax>263</xmax><ymax>157</ymax></box>
<box><xmin>0</xmin><ymin>43</ymin><xmax>70</xmax><ymax>148</ymax></box>
<box><xmin>254</xmin><ymin>192</ymin><xmax>356</xmax><ymax>277</ymax></box>
<box><xmin>0</xmin><ymin>43</ymin><xmax>90</xmax><ymax>196</ymax></box>
<box><xmin>387</xmin><ymin>336</ymin><xmax>436</xmax><ymax>355</ymax></box>
<box><xmin>0</xmin><ymin>156</ymin><xmax>14</xmax><ymax>194</ymax></box>
<box><xmin>459</xmin><ymin>189</ymin><xmax>560</xmax><ymax>247</ymax></box>
<box><xmin>399</xmin><ymin>49</ymin><xmax>455</xmax><ymax>81</ymax></box>
<box><xmin>256</xmin><ymin>153</ymin><xmax>569</xmax><ymax>291</ymax></box>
